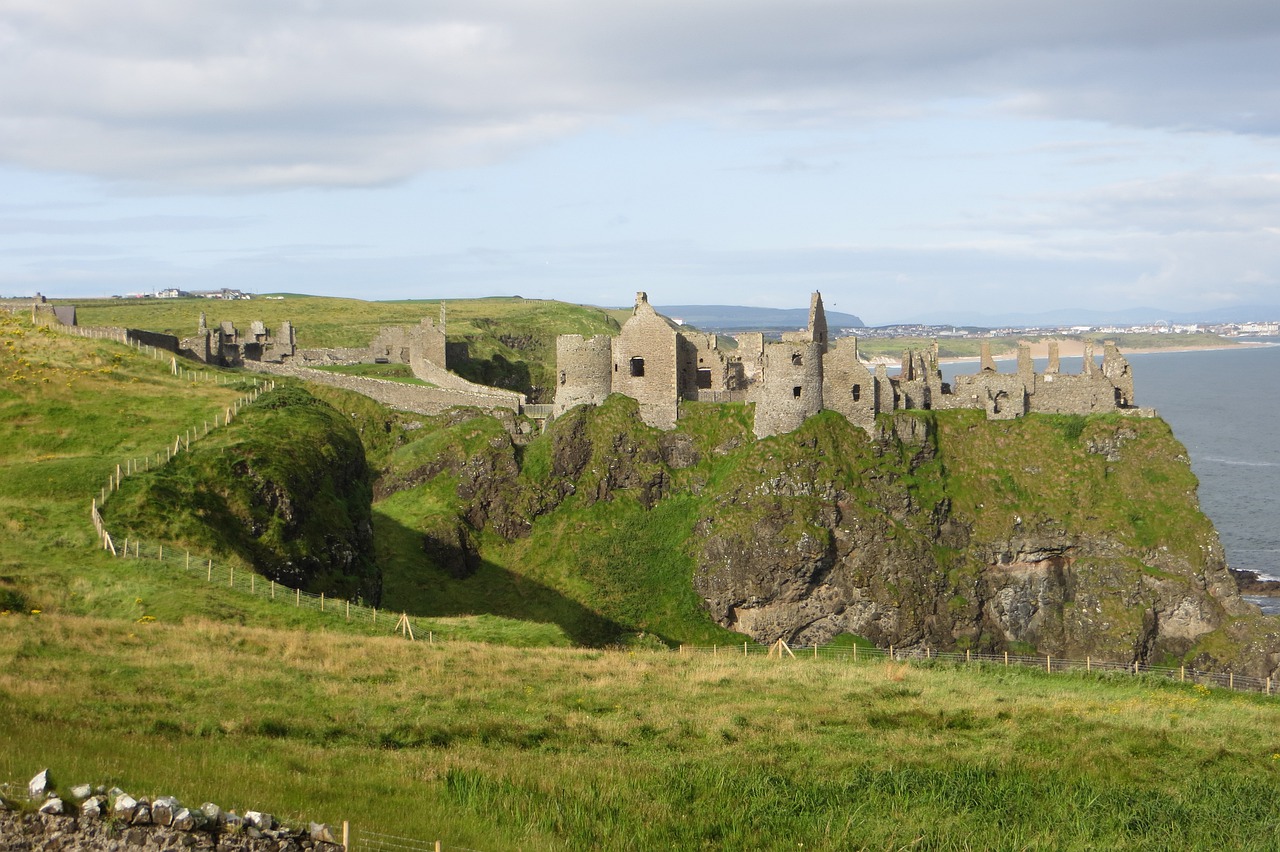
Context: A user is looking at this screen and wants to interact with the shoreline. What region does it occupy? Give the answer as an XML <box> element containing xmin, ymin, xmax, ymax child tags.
<box><xmin>863</xmin><ymin>339</ymin><xmax>1275</xmax><ymax>367</ymax></box>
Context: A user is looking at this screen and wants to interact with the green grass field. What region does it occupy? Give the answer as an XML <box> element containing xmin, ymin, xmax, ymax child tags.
<box><xmin>4</xmin><ymin>305</ymin><xmax>1280</xmax><ymax>849</ymax></box>
<box><xmin>4</xmin><ymin>614</ymin><xmax>1280</xmax><ymax>850</ymax></box>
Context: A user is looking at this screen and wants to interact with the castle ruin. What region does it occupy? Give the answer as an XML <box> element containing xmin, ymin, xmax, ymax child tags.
<box><xmin>554</xmin><ymin>292</ymin><xmax>1146</xmax><ymax>437</ymax></box>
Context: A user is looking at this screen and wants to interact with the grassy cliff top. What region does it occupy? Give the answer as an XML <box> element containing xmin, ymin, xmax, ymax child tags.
<box><xmin>64</xmin><ymin>294</ymin><xmax>620</xmax><ymax>350</ymax></box>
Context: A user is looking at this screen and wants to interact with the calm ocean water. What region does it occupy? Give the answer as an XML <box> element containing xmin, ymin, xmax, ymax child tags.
<box><xmin>939</xmin><ymin>343</ymin><xmax>1280</xmax><ymax>589</ymax></box>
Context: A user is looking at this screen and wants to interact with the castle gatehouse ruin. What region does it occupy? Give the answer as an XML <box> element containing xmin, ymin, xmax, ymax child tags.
<box><xmin>554</xmin><ymin>292</ymin><xmax>1148</xmax><ymax>437</ymax></box>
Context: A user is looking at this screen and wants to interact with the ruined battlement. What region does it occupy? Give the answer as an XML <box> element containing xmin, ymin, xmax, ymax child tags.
<box><xmin>553</xmin><ymin>292</ymin><xmax>1148</xmax><ymax>438</ymax></box>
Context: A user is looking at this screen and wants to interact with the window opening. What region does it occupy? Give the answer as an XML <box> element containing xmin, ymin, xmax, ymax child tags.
<box><xmin>852</xmin><ymin>384</ymin><xmax>861</xmax><ymax>402</ymax></box>
<box><xmin>793</xmin><ymin>386</ymin><xmax>802</xmax><ymax>398</ymax></box>
<box><xmin>696</xmin><ymin>368</ymin><xmax>712</xmax><ymax>389</ymax></box>
<box><xmin>630</xmin><ymin>357</ymin><xmax>645</xmax><ymax>377</ymax></box>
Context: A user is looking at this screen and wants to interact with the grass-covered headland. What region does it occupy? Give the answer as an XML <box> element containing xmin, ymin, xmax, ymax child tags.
<box><xmin>4</xmin><ymin>306</ymin><xmax>1280</xmax><ymax>849</ymax></box>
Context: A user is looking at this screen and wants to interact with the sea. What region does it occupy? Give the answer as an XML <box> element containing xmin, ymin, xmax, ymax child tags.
<box><xmin>936</xmin><ymin>342</ymin><xmax>1280</xmax><ymax>613</ymax></box>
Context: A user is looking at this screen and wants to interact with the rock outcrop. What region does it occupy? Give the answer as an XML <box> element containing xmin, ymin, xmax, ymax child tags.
<box><xmin>396</xmin><ymin>396</ymin><xmax>1280</xmax><ymax>677</ymax></box>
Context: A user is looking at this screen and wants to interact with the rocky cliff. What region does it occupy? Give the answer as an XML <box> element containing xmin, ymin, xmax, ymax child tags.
<box><xmin>379</xmin><ymin>395</ymin><xmax>1280</xmax><ymax>675</ymax></box>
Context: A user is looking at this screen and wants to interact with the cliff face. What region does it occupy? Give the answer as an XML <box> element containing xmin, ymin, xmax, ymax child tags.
<box><xmin>690</xmin><ymin>411</ymin><xmax>1254</xmax><ymax>670</ymax></box>
<box><xmin>379</xmin><ymin>396</ymin><xmax>1279</xmax><ymax>675</ymax></box>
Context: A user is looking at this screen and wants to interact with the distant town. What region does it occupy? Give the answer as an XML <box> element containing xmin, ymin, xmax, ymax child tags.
<box><xmin>852</xmin><ymin>321</ymin><xmax>1279</xmax><ymax>339</ymax></box>
<box><xmin>7</xmin><ymin>289</ymin><xmax>1279</xmax><ymax>339</ymax></box>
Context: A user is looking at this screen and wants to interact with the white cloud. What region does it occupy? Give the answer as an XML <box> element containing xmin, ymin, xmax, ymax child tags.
<box><xmin>2</xmin><ymin>0</ymin><xmax>1278</xmax><ymax>187</ymax></box>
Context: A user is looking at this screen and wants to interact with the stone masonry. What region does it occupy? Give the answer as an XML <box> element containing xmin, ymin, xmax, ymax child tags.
<box><xmin>554</xmin><ymin>291</ymin><xmax>1150</xmax><ymax>437</ymax></box>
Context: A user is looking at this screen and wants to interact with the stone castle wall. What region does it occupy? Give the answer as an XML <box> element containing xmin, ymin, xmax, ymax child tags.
<box><xmin>610</xmin><ymin>293</ymin><xmax>682</xmax><ymax>430</ymax></box>
<box><xmin>554</xmin><ymin>334</ymin><xmax>612</xmax><ymax>416</ymax></box>
<box><xmin>750</xmin><ymin>341</ymin><xmax>824</xmax><ymax>438</ymax></box>
<box><xmin>242</xmin><ymin>361</ymin><xmax>523</xmax><ymax>417</ymax></box>
<box><xmin>553</xmin><ymin>291</ymin><xmax>1150</xmax><ymax>439</ymax></box>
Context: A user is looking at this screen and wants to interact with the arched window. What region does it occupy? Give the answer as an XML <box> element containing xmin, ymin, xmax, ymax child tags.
<box><xmin>852</xmin><ymin>384</ymin><xmax>861</xmax><ymax>402</ymax></box>
<box><xmin>792</xmin><ymin>353</ymin><xmax>803</xmax><ymax>366</ymax></box>
<box><xmin>630</xmin><ymin>357</ymin><xmax>645</xmax><ymax>377</ymax></box>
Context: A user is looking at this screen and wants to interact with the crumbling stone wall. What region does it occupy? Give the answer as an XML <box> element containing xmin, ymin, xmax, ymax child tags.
<box><xmin>553</xmin><ymin>290</ymin><xmax>1148</xmax><ymax>439</ymax></box>
<box><xmin>3</xmin><ymin>770</ymin><xmax>343</xmax><ymax>852</ymax></box>
<box><xmin>750</xmin><ymin>341</ymin><xmax>824</xmax><ymax>438</ymax></box>
<box><xmin>242</xmin><ymin>361</ymin><xmax>523</xmax><ymax>417</ymax></box>
<box><xmin>554</xmin><ymin>334</ymin><xmax>612</xmax><ymax>417</ymax></box>
<box><xmin>821</xmin><ymin>337</ymin><xmax>880</xmax><ymax>432</ymax></box>
<box><xmin>611</xmin><ymin>292</ymin><xmax>682</xmax><ymax>430</ymax></box>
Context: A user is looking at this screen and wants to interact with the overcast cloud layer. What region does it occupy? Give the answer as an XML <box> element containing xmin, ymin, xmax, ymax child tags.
<box><xmin>2</xmin><ymin>0</ymin><xmax>1278</xmax><ymax>322</ymax></box>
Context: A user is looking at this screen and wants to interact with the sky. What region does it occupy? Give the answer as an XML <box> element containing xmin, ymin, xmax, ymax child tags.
<box><xmin>1</xmin><ymin>0</ymin><xmax>1279</xmax><ymax>325</ymax></box>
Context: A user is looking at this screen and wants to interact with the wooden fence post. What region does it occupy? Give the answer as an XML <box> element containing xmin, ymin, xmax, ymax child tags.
<box><xmin>1046</xmin><ymin>655</ymin><xmax>1051</xmax><ymax>673</ymax></box>
<box><xmin>1003</xmin><ymin>651</ymin><xmax>1008</xmax><ymax>667</ymax></box>
<box><xmin>341</xmin><ymin>821</ymin><xmax>348</xmax><ymax>851</ymax></box>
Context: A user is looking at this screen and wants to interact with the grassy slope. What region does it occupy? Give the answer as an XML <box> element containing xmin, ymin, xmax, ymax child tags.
<box><xmin>6</xmin><ymin>306</ymin><xmax>1280</xmax><ymax>848</ymax></box>
<box><xmin>67</xmin><ymin>295</ymin><xmax>622</xmax><ymax>402</ymax></box>
<box><xmin>0</xmin><ymin>312</ymin><xmax>569</xmax><ymax>645</ymax></box>
<box><xmin>4</xmin><ymin>614</ymin><xmax>1280</xmax><ymax>850</ymax></box>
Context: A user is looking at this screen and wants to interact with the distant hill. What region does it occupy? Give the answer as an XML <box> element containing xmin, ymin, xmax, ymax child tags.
<box><xmin>900</xmin><ymin>305</ymin><xmax>1280</xmax><ymax>328</ymax></box>
<box><xmin>656</xmin><ymin>304</ymin><xmax>864</xmax><ymax>333</ymax></box>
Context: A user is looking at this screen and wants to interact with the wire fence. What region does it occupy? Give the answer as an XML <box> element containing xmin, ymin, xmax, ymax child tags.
<box><xmin>89</xmin><ymin>372</ymin><xmax>274</xmax><ymax>557</ymax></box>
<box><xmin>678</xmin><ymin>639</ymin><xmax>1280</xmax><ymax>696</ymax></box>
<box><xmin>105</xmin><ymin>536</ymin><xmax>433</xmax><ymax>639</ymax></box>
<box><xmin>349</xmin><ymin>827</ymin><xmax>484</xmax><ymax>852</ymax></box>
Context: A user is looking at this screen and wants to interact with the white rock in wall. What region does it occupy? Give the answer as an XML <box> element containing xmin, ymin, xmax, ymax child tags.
<box><xmin>245</xmin><ymin>811</ymin><xmax>275</xmax><ymax>830</ymax></box>
<box><xmin>171</xmin><ymin>807</ymin><xmax>208</xmax><ymax>831</ymax></box>
<box><xmin>112</xmin><ymin>793</ymin><xmax>138</xmax><ymax>820</ymax></box>
<box><xmin>70</xmin><ymin>784</ymin><xmax>93</xmax><ymax>800</ymax></box>
<box><xmin>28</xmin><ymin>769</ymin><xmax>53</xmax><ymax>799</ymax></box>
<box><xmin>38</xmin><ymin>797</ymin><xmax>65</xmax><ymax>815</ymax></box>
<box><xmin>152</xmin><ymin>795</ymin><xmax>181</xmax><ymax>826</ymax></box>
<box><xmin>310</xmin><ymin>823</ymin><xmax>339</xmax><ymax>843</ymax></box>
